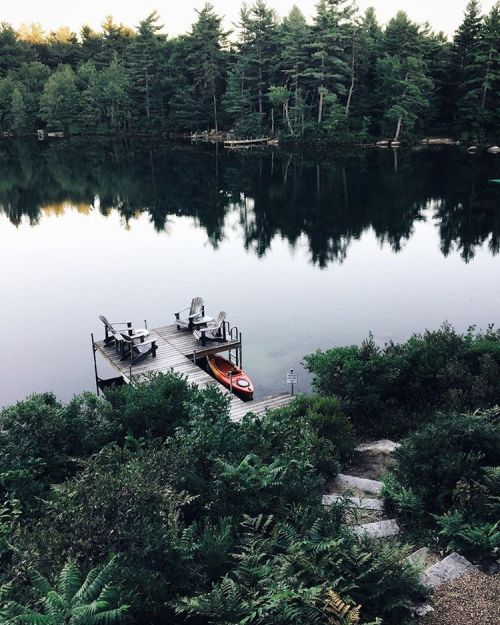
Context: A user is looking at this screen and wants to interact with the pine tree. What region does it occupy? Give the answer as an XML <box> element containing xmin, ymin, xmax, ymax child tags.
<box><xmin>277</xmin><ymin>5</ymin><xmax>310</xmax><ymax>133</ymax></box>
<box><xmin>39</xmin><ymin>65</ymin><xmax>80</xmax><ymax>134</ymax></box>
<box><xmin>452</xmin><ymin>0</ymin><xmax>483</xmax><ymax>132</ymax></box>
<box><xmin>304</xmin><ymin>0</ymin><xmax>355</xmax><ymax>125</ymax></box>
<box><xmin>376</xmin><ymin>54</ymin><xmax>434</xmax><ymax>141</ymax></box>
<box><xmin>127</xmin><ymin>12</ymin><xmax>167</xmax><ymax>130</ymax></box>
<box><xmin>8</xmin><ymin>86</ymin><xmax>27</xmax><ymax>134</ymax></box>
<box><xmin>185</xmin><ymin>3</ymin><xmax>228</xmax><ymax>133</ymax></box>
<box><xmin>237</xmin><ymin>0</ymin><xmax>279</xmax><ymax>127</ymax></box>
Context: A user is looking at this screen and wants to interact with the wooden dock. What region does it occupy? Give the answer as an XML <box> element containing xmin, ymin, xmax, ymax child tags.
<box><xmin>93</xmin><ymin>323</ymin><xmax>294</xmax><ymax>421</ymax></box>
<box><xmin>224</xmin><ymin>137</ymin><xmax>272</xmax><ymax>148</ymax></box>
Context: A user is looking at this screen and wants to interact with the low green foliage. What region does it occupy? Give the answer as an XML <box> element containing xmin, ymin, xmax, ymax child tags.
<box><xmin>382</xmin><ymin>410</ymin><xmax>500</xmax><ymax>557</ymax></box>
<box><xmin>0</xmin><ymin>374</ymin><xmax>423</xmax><ymax>624</ymax></box>
<box><xmin>0</xmin><ymin>556</ymin><xmax>129</xmax><ymax>625</ymax></box>
<box><xmin>304</xmin><ymin>323</ymin><xmax>500</xmax><ymax>437</ymax></box>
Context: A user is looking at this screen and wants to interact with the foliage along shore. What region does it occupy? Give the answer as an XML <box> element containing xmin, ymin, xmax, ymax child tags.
<box><xmin>0</xmin><ymin>322</ymin><xmax>499</xmax><ymax>624</ymax></box>
<box><xmin>0</xmin><ymin>0</ymin><xmax>499</xmax><ymax>145</ymax></box>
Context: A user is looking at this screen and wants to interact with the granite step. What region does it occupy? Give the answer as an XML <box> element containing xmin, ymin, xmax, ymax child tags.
<box><xmin>335</xmin><ymin>473</ymin><xmax>383</xmax><ymax>495</ymax></box>
<box><xmin>421</xmin><ymin>552</ymin><xmax>475</xmax><ymax>589</ymax></box>
<box><xmin>352</xmin><ymin>518</ymin><xmax>400</xmax><ymax>539</ymax></box>
<box><xmin>322</xmin><ymin>493</ymin><xmax>384</xmax><ymax>511</ymax></box>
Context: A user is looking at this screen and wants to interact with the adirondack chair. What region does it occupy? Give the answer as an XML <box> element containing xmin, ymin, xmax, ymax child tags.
<box><xmin>99</xmin><ymin>315</ymin><xmax>148</xmax><ymax>346</ymax></box>
<box><xmin>174</xmin><ymin>297</ymin><xmax>204</xmax><ymax>330</ymax></box>
<box><xmin>116</xmin><ymin>333</ymin><xmax>158</xmax><ymax>365</ymax></box>
<box><xmin>193</xmin><ymin>311</ymin><xmax>227</xmax><ymax>346</ymax></box>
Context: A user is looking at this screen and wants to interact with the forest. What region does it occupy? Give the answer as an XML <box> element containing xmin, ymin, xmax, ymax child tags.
<box><xmin>0</xmin><ymin>0</ymin><xmax>499</xmax><ymax>143</ymax></box>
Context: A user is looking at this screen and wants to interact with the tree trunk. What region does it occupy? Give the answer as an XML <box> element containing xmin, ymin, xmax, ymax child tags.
<box><xmin>145</xmin><ymin>67</ymin><xmax>151</xmax><ymax>124</ymax></box>
<box><xmin>481</xmin><ymin>45</ymin><xmax>493</xmax><ymax>110</ymax></box>
<box><xmin>318</xmin><ymin>90</ymin><xmax>323</xmax><ymax>125</ymax></box>
<box><xmin>213</xmin><ymin>89</ymin><xmax>218</xmax><ymax>134</ymax></box>
<box><xmin>284</xmin><ymin>100</ymin><xmax>294</xmax><ymax>135</ymax></box>
<box><xmin>394</xmin><ymin>115</ymin><xmax>403</xmax><ymax>142</ymax></box>
<box><xmin>294</xmin><ymin>66</ymin><xmax>299</xmax><ymax>129</ymax></box>
<box><xmin>345</xmin><ymin>44</ymin><xmax>356</xmax><ymax>117</ymax></box>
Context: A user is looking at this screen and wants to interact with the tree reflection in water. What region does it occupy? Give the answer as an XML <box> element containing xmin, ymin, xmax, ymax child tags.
<box><xmin>0</xmin><ymin>139</ymin><xmax>499</xmax><ymax>265</ymax></box>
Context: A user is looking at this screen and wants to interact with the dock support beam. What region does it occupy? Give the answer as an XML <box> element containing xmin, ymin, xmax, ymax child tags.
<box><xmin>91</xmin><ymin>333</ymin><xmax>100</xmax><ymax>396</ymax></box>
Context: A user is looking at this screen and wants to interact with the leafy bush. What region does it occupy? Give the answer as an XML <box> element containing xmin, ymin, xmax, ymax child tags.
<box><xmin>7</xmin><ymin>376</ymin><xmax>421</xmax><ymax>624</ymax></box>
<box><xmin>0</xmin><ymin>392</ymin><xmax>113</xmax><ymax>510</ymax></box>
<box><xmin>382</xmin><ymin>410</ymin><xmax>500</xmax><ymax>557</ymax></box>
<box><xmin>304</xmin><ymin>323</ymin><xmax>500</xmax><ymax>437</ymax></box>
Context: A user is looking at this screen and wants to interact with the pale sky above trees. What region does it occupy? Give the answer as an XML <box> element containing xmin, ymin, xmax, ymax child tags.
<box><xmin>3</xmin><ymin>0</ymin><xmax>497</xmax><ymax>37</ymax></box>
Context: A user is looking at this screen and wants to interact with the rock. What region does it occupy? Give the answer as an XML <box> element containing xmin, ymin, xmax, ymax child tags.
<box><xmin>352</xmin><ymin>518</ymin><xmax>400</xmax><ymax>539</ymax></box>
<box><xmin>322</xmin><ymin>494</ymin><xmax>384</xmax><ymax>510</ymax></box>
<box><xmin>406</xmin><ymin>547</ymin><xmax>431</xmax><ymax>567</ymax></box>
<box><xmin>376</xmin><ymin>140</ymin><xmax>390</xmax><ymax>147</ymax></box>
<box><xmin>487</xmin><ymin>145</ymin><xmax>500</xmax><ymax>154</ymax></box>
<box><xmin>421</xmin><ymin>553</ymin><xmax>475</xmax><ymax>589</ymax></box>
<box><xmin>467</xmin><ymin>145</ymin><xmax>478</xmax><ymax>154</ymax></box>
<box><xmin>356</xmin><ymin>439</ymin><xmax>400</xmax><ymax>454</ymax></box>
<box><xmin>410</xmin><ymin>602</ymin><xmax>435</xmax><ymax>617</ymax></box>
<box><xmin>335</xmin><ymin>473</ymin><xmax>383</xmax><ymax>494</ymax></box>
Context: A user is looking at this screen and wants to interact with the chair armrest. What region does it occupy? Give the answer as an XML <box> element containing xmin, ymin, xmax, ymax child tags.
<box><xmin>198</xmin><ymin>325</ymin><xmax>219</xmax><ymax>334</ymax></box>
<box><xmin>175</xmin><ymin>307</ymin><xmax>190</xmax><ymax>315</ymax></box>
<box><xmin>131</xmin><ymin>338</ymin><xmax>157</xmax><ymax>347</ymax></box>
<box><xmin>188</xmin><ymin>312</ymin><xmax>203</xmax><ymax>319</ymax></box>
<box><xmin>110</xmin><ymin>321</ymin><xmax>133</xmax><ymax>327</ymax></box>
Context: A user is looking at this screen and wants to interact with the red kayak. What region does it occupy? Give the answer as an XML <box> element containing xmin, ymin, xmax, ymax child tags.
<box><xmin>206</xmin><ymin>354</ymin><xmax>254</xmax><ymax>400</ymax></box>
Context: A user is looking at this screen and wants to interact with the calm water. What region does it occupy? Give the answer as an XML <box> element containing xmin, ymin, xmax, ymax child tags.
<box><xmin>1</xmin><ymin>139</ymin><xmax>500</xmax><ymax>407</ymax></box>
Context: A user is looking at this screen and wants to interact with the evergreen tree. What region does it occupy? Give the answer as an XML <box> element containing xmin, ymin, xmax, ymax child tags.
<box><xmin>39</xmin><ymin>65</ymin><xmax>80</xmax><ymax>134</ymax></box>
<box><xmin>8</xmin><ymin>86</ymin><xmax>28</xmax><ymax>133</ymax></box>
<box><xmin>277</xmin><ymin>5</ymin><xmax>310</xmax><ymax>134</ymax></box>
<box><xmin>238</xmin><ymin>1</ymin><xmax>279</xmax><ymax>127</ymax></box>
<box><xmin>304</xmin><ymin>0</ymin><xmax>355</xmax><ymax>125</ymax></box>
<box><xmin>127</xmin><ymin>12</ymin><xmax>167</xmax><ymax>130</ymax></box>
<box><xmin>185</xmin><ymin>3</ymin><xmax>228</xmax><ymax>132</ymax></box>
<box><xmin>376</xmin><ymin>54</ymin><xmax>434</xmax><ymax>141</ymax></box>
<box><xmin>452</xmin><ymin>0</ymin><xmax>483</xmax><ymax>132</ymax></box>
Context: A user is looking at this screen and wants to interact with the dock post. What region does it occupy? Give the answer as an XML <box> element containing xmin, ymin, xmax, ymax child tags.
<box><xmin>193</xmin><ymin>349</ymin><xmax>197</xmax><ymax>364</ymax></box>
<box><xmin>91</xmin><ymin>333</ymin><xmax>99</xmax><ymax>396</ymax></box>
<box><xmin>239</xmin><ymin>332</ymin><xmax>243</xmax><ymax>368</ymax></box>
<box><xmin>129</xmin><ymin>362</ymin><xmax>133</xmax><ymax>384</ymax></box>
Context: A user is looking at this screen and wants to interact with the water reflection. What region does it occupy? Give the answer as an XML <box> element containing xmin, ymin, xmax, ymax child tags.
<box><xmin>1</xmin><ymin>139</ymin><xmax>499</xmax><ymax>266</ymax></box>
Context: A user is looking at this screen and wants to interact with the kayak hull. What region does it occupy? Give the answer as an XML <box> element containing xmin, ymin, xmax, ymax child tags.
<box><xmin>206</xmin><ymin>355</ymin><xmax>254</xmax><ymax>400</ymax></box>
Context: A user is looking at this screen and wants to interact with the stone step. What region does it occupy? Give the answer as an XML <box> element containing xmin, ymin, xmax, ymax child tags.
<box><xmin>421</xmin><ymin>552</ymin><xmax>475</xmax><ymax>588</ymax></box>
<box><xmin>335</xmin><ymin>473</ymin><xmax>383</xmax><ymax>495</ymax></box>
<box><xmin>355</xmin><ymin>439</ymin><xmax>400</xmax><ymax>454</ymax></box>
<box><xmin>322</xmin><ymin>493</ymin><xmax>384</xmax><ymax>511</ymax></box>
<box><xmin>352</xmin><ymin>518</ymin><xmax>400</xmax><ymax>539</ymax></box>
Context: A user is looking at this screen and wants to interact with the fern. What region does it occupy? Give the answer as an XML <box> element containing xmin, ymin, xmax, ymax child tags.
<box><xmin>1</xmin><ymin>557</ymin><xmax>128</xmax><ymax>625</ymax></box>
<box><xmin>324</xmin><ymin>589</ymin><xmax>361</xmax><ymax>625</ymax></box>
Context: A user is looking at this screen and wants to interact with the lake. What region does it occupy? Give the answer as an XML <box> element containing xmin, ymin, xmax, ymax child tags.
<box><xmin>1</xmin><ymin>139</ymin><xmax>499</xmax><ymax>407</ymax></box>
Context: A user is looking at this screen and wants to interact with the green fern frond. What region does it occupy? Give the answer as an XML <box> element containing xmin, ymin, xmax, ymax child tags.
<box><xmin>58</xmin><ymin>560</ymin><xmax>81</xmax><ymax>604</ymax></box>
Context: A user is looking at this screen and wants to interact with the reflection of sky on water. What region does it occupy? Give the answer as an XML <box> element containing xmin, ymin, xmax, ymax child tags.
<box><xmin>1</xmin><ymin>197</ymin><xmax>499</xmax><ymax>407</ymax></box>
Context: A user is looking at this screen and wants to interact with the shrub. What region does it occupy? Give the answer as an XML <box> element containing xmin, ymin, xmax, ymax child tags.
<box><xmin>382</xmin><ymin>410</ymin><xmax>500</xmax><ymax>557</ymax></box>
<box><xmin>0</xmin><ymin>392</ymin><xmax>113</xmax><ymax>510</ymax></box>
<box><xmin>304</xmin><ymin>323</ymin><xmax>500</xmax><ymax>437</ymax></box>
<box><xmin>13</xmin><ymin>377</ymin><xmax>420</xmax><ymax>624</ymax></box>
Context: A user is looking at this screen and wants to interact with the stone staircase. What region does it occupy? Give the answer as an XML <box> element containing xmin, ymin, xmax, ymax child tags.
<box><xmin>322</xmin><ymin>440</ymin><xmax>480</xmax><ymax>618</ymax></box>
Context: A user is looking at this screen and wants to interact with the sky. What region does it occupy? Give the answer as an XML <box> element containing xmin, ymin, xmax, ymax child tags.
<box><xmin>1</xmin><ymin>0</ymin><xmax>497</xmax><ymax>39</ymax></box>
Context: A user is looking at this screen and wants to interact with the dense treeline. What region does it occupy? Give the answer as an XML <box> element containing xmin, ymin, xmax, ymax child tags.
<box><xmin>0</xmin><ymin>0</ymin><xmax>499</xmax><ymax>142</ymax></box>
